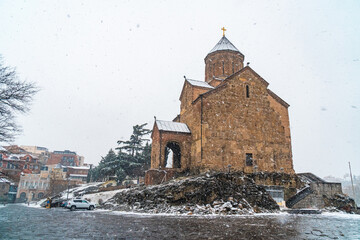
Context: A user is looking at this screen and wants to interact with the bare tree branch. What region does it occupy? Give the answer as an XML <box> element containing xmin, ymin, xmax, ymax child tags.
<box><xmin>0</xmin><ymin>57</ymin><xmax>39</xmax><ymax>142</ymax></box>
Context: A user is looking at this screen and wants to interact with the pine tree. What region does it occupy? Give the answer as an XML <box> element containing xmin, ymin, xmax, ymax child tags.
<box><xmin>89</xmin><ymin>123</ymin><xmax>152</xmax><ymax>183</ymax></box>
<box><xmin>98</xmin><ymin>149</ymin><xmax>118</xmax><ymax>180</ymax></box>
<box><xmin>116</xmin><ymin>123</ymin><xmax>151</xmax><ymax>158</ymax></box>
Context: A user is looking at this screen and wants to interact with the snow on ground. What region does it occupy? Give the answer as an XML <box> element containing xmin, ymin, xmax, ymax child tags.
<box><xmin>59</xmin><ymin>182</ymin><xmax>104</xmax><ymax>199</ymax></box>
<box><xmin>84</xmin><ymin>189</ymin><xmax>125</xmax><ymax>205</ymax></box>
<box><xmin>322</xmin><ymin>211</ymin><xmax>360</xmax><ymax>219</ymax></box>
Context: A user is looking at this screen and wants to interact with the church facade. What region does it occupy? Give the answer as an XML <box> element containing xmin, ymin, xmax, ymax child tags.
<box><xmin>147</xmin><ymin>32</ymin><xmax>295</xmax><ymax>184</ymax></box>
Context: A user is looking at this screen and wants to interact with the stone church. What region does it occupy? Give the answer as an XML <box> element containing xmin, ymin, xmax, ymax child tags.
<box><xmin>146</xmin><ymin>31</ymin><xmax>295</xmax><ymax>184</ymax></box>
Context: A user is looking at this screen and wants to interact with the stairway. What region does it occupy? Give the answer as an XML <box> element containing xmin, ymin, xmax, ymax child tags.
<box><xmin>285</xmin><ymin>186</ymin><xmax>313</xmax><ymax>208</ymax></box>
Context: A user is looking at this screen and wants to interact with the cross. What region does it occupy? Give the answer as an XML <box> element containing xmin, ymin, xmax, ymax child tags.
<box><xmin>221</xmin><ymin>27</ymin><xmax>226</xmax><ymax>36</ymax></box>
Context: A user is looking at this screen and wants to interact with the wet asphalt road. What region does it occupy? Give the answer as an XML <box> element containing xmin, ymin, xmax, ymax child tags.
<box><xmin>0</xmin><ymin>204</ymin><xmax>359</xmax><ymax>239</ymax></box>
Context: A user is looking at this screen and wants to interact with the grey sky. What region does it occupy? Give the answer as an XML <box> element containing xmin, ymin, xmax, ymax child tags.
<box><xmin>0</xmin><ymin>0</ymin><xmax>359</xmax><ymax>178</ymax></box>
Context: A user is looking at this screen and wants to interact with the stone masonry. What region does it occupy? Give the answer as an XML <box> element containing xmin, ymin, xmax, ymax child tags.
<box><xmin>146</xmin><ymin>34</ymin><xmax>295</xmax><ymax>185</ymax></box>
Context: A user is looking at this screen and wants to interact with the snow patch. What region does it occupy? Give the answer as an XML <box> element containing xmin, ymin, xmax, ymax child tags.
<box><xmin>84</xmin><ymin>189</ymin><xmax>126</xmax><ymax>205</ymax></box>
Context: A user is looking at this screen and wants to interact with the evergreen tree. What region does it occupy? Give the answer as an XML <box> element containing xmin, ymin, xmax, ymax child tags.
<box><xmin>116</xmin><ymin>123</ymin><xmax>151</xmax><ymax>157</ymax></box>
<box><xmin>88</xmin><ymin>123</ymin><xmax>152</xmax><ymax>183</ymax></box>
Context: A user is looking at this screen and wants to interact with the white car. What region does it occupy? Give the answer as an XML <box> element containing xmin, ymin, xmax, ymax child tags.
<box><xmin>66</xmin><ymin>199</ymin><xmax>96</xmax><ymax>211</ymax></box>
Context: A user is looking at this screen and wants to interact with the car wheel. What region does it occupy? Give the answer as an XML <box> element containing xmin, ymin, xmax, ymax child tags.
<box><xmin>70</xmin><ymin>205</ymin><xmax>76</xmax><ymax>211</ymax></box>
<box><xmin>89</xmin><ymin>205</ymin><xmax>94</xmax><ymax>210</ymax></box>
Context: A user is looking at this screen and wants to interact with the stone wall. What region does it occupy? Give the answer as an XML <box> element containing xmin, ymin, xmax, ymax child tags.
<box><xmin>311</xmin><ymin>182</ymin><xmax>342</xmax><ymax>196</ymax></box>
<box><xmin>145</xmin><ymin>169</ymin><xmax>178</xmax><ymax>185</ymax></box>
<box><xmin>194</xmin><ymin>68</ymin><xmax>293</xmax><ymax>174</ymax></box>
<box><xmin>180</xmin><ymin>82</ymin><xmax>211</xmax><ymax>115</ymax></box>
<box><xmin>150</xmin><ymin>124</ymin><xmax>191</xmax><ymax>170</ymax></box>
<box><xmin>150</xmin><ymin>39</ymin><xmax>295</xmax><ymax>179</ymax></box>
<box><xmin>205</xmin><ymin>50</ymin><xmax>244</xmax><ymax>82</ymax></box>
<box><xmin>248</xmin><ymin>172</ymin><xmax>304</xmax><ymax>200</ymax></box>
<box><xmin>292</xmin><ymin>182</ymin><xmax>343</xmax><ymax>209</ymax></box>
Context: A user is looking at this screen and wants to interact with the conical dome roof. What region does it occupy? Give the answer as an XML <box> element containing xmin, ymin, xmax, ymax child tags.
<box><xmin>208</xmin><ymin>36</ymin><xmax>243</xmax><ymax>56</ymax></box>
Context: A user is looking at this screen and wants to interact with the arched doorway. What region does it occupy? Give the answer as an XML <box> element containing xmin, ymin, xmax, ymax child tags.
<box><xmin>38</xmin><ymin>192</ymin><xmax>44</xmax><ymax>199</ymax></box>
<box><xmin>165</xmin><ymin>142</ymin><xmax>181</xmax><ymax>168</ymax></box>
<box><xmin>20</xmin><ymin>192</ymin><xmax>26</xmax><ymax>201</ymax></box>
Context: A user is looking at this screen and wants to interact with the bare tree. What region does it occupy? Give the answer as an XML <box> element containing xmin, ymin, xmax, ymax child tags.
<box><xmin>0</xmin><ymin>59</ymin><xmax>38</xmax><ymax>142</ymax></box>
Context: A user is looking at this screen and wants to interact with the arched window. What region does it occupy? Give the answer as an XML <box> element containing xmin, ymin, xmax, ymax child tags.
<box><xmin>222</xmin><ymin>61</ymin><xmax>225</xmax><ymax>75</ymax></box>
<box><xmin>246</xmin><ymin>85</ymin><xmax>250</xmax><ymax>98</ymax></box>
<box><xmin>38</xmin><ymin>192</ymin><xmax>44</xmax><ymax>199</ymax></box>
<box><xmin>20</xmin><ymin>192</ymin><xmax>26</xmax><ymax>200</ymax></box>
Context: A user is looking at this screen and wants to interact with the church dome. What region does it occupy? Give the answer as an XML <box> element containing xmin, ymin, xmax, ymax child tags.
<box><xmin>204</xmin><ymin>34</ymin><xmax>245</xmax><ymax>83</ymax></box>
<box><xmin>207</xmin><ymin>36</ymin><xmax>244</xmax><ymax>57</ymax></box>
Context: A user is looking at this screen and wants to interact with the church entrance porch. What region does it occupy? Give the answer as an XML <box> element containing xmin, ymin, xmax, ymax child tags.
<box><xmin>164</xmin><ymin>142</ymin><xmax>181</xmax><ymax>169</ymax></box>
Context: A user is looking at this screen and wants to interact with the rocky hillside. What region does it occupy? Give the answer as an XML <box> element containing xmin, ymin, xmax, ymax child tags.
<box><xmin>101</xmin><ymin>172</ymin><xmax>279</xmax><ymax>215</ymax></box>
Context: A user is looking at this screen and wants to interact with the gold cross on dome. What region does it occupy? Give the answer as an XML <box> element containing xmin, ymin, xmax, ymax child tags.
<box><xmin>221</xmin><ymin>27</ymin><xmax>227</xmax><ymax>36</ymax></box>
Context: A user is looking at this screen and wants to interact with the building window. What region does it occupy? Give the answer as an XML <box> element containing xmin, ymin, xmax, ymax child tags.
<box><xmin>246</xmin><ymin>85</ymin><xmax>250</xmax><ymax>98</ymax></box>
<box><xmin>232</xmin><ymin>62</ymin><xmax>234</xmax><ymax>73</ymax></box>
<box><xmin>20</xmin><ymin>192</ymin><xmax>26</xmax><ymax>200</ymax></box>
<box><xmin>222</xmin><ymin>61</ymin><xmax>225</xmax><ymax>75</ymax></box>
<box><xmin>213</xmin><ymin>64</ymin><xmax>215</xmax><ymax>76</ymax></box>
<box><xmin>38</xmin><ymin>192</ymin><xmax>44</xmax><ymax>199</ymax></box>
<box><xmin>246</xmin><ymin>153</ymin><xmax>253</xmax><ymax>166</ymax></box>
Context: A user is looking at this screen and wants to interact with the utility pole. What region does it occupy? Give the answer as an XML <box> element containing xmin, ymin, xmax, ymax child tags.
<box><xmin>66</xmin><ymin>177</ymin><xmax>70</xmax><ymax>201</ymax></box>
<box><xmin>348</xmin><ymin>162</ymin><xmax>357</xmax><ymax>210</ymax></box>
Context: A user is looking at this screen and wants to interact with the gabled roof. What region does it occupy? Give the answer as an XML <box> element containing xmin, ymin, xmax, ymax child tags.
<box><xmin>179</xmin><ymin>77</ymin><xmax>213</xmax><ymax>101</ymax></box>
<box><xmin>186</xmin><ymin>78</ymin><xmax>214</xmax><ymax>89</ymax></box>
<box><xmin>208</xmin><ymin>36</ymin><xmax>243</xmax><ymax>56</ymax></box>
<box><xmin>193</xmin><ymin>66</ymin><xmax>269</xmax><ymax>104</ymax></box>
<box><xmin>155</xmin><ymin>120</ymin><xmax>191</xmax><ymax>134</ymax></box>
<box><xmin>226</xmin><ymin>66</ymin><xmax>269</xmax><ymax>87</ymax></box>
<box><xmin>267</xmin><ymin>89</ymin><xmax>290</xmax><ymax>108</ymax></box>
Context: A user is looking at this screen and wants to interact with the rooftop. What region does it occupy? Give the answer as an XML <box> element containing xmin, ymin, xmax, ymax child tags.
<box><xmin>0</xmin><ymin>146</ymin><xmax>8</xmax><ymax>152</ymax></box>
<box><xmin>0</xmin><ymin>177</ymin><xmax>11</xmax><ymax>183</ymax></box>
<box><xmin>67</xmin><ymin>166</ymin><xmax>90</xmax><ymax>170</ymax></box>
<box><xmin>156</xmin><ymin>120</ymin><xmax>191</xmax><ymax>134</ymax></box>
<box><xmin>208</xmin><ymin>36</ymin><xmax>243</xmax><ymax>56</ymax></box>
<box><xmin>186</xmin><ymin>78</ymin><xmax>214</xmax><ymax>89</ymax></box>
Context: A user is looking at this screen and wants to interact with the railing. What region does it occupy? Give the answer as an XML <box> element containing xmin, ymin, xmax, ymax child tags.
<box><xmin>286</xmin><ymin>186</ymin><xmax>313</xmax><ymax>208</ymax></box>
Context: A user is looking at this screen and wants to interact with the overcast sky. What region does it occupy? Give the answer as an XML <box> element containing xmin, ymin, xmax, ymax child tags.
<box><xmin>0</xmin><ymin>0</ymin><xmax>359</xmax><ymax>178</ymax></box>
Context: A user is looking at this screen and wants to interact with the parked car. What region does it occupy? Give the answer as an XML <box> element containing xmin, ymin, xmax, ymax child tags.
<box><xmin>66</xmin><ymin>199</ymin><xmax>96</xmax><ymax>211</ymax></box>
<box><xmin>60</xmin><ymin>201</ymin><xmax>68</xmax><ymax>207</ymax></box>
